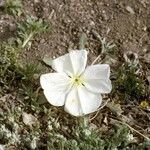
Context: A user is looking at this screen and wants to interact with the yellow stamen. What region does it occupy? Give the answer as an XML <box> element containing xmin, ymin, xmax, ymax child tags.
<box><xmin>71</xmin><ymin>75</ymin><xmax>84</xmax><ymax>86</ymax></box>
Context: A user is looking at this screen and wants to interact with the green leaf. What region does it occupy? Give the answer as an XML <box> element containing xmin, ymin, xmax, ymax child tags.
<box><xmin>43</xmin><ymin>56</ymin><xmax>53</xmax><ymax>66</ymax></box>
<box><xmin>79</xmin><ymin>33</ymin><xmax>87</xmax><ymax>50</ymax></box>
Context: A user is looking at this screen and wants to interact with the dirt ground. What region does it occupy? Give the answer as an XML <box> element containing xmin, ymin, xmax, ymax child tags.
<box><xmin>0</xmin><ymin>0</ymin><xmax>150</xmax><ymax>63</ymax></box>
<box><xmin>21</xmin><ymin>0</ymin><xmax>150</xmax><ymax>63</ymax></box>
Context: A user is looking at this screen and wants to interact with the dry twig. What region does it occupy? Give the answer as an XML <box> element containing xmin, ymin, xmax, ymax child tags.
<box><xmin>89</xmin><ymin>99</ymin><xmax>110</xmax><ymax>121</ymax></box>
<box><xmin>112</xmin><ymin>118</ymin><xmax>150</xmax><ymax>141</ymax></box>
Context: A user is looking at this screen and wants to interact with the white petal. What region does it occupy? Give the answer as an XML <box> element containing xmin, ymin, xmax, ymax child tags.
<box><xmin>40</xmin><ymin>73</ymin><xmax>71</xmax><ymax>106</ymax></box>
<box><xmin>64</xmin><ymin>88</ymin><xmax>83</xmax><ymax>116</ymax></box>
<box><xmin>78</xmin><ymin>86</ymin><xmax>102</xmax><ymax>115</ymax></box>
<box><xmin>82</xmin><ymin>64</ymin><xmax>110</xmax><ymax>79</ymax></box>
<box><xmin>64</xmin><ymin>86</ymin><xmax>101</xmax><ymax>116</ymax></box>
<box><xmin>43</xmin><ymin>90</ymin><xmax>66</xmax><ymax>106</ymax></box>
<box><xmin>82</xmin><ymin>64</ymin><xmax>112</xmax><ymax>93</ymax></box>
<box><xmin>52</xmin><ymin>50</ymin><xmax>87</xmax><ymax>76</ymax></box>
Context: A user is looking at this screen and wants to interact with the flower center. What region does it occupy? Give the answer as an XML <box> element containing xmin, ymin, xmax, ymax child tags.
<box><xmin>71</xmin><ymin>75</ymin><xmax>84</xmax><ymax>86</ymax></box>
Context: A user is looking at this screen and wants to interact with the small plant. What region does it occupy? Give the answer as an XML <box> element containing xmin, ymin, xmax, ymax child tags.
<box><xmin>4</xmin><ymin>0</ymin><xmax>22</xmax><ymax>16</ymax></box>
<box><xmin>17</xmin><ymin>16</ymin><xmax>49</xmax><ymax>48</ymax></box>
<box><xmin>92</xmin><ymin>30</ymin><xmax>116</xmax><ymax>55</ymax></box>
<box><xmin>0</xmin><ymin>40</ymin><xmax>19</xmax><ymax>94</ymax></box>
<box><xmin>17</xmin><ymin>63</ymin><xmax>41</xmax><ymax>82</ymax></box>
<box><xmin>112</xmin><ymin>50</ymin><xmax>146</xmax><ymax>102</ymax></box>
<box><xmin>0</xmin><ymin>40</ymin><xmax>39</xmax><ymax>95</ymax></box>
<box><xmin>0</xmin><ymin>103</ymin><xmax>149</xmax><ymax>150</ymax></box>
<box><xmin>106</xmin><ymin>124</ymin><xmax>130</xmax><ymax>149</ymax></box>
<box><xmin>113</xmin><ymin>64</ymin><xmax>144</xmax><ymax>101</ymax></box>
<box><xmin>91</xmin><ymin>30</ymin><xmax>117</xmax><ymax>66</ymax></box>
<box><xmin>46</xmin><ymin>120</ymin><xmax>149</xmax><ymax>150</ymax></box>
<box><xmin>0</xmin><ymin>15</ymin><xmax>48</xmax><ymax>95</ymax></box>
<box><xmin>100</xmin><ymin>38</ymin><xmax>116</xmax><ymax>54</ymax></box>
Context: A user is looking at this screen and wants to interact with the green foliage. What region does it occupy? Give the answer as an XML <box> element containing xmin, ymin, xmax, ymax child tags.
<box><xmin>17</xmin><ymin>63</ymin><xmax>40</xmax><ymax>81</ymax></box>
<box><xmin>0</xmin><ymin>41</ymin><xmax>40</xmax><ymax>95</ymax></box>
<box><xmin>17</xmin><ymin>16</ymin><xmax>49</xmax><ymax>48</ymax></box>
<box><xmin>0</xmin><ymin>101</ymin><xmax>149</xmax><ymax>150</ymax></box>
<box><xmin>100</xmin><ymin>38</ymin><xmax>116</xmax><ymax>54</ymax></box>
<box><xmin>46</xmin><ymin>120</ymin><xmax>149</xmax><ymax>150</ymax></box>
<box><xmin>0</xmin><ymin>15</ymin><xmax>49</xmax><ymax>95</ymax></box>
<box><xmin>52</xmin><ymin>118</ymin><xmax>105</xmax><ymax>150</ymax></box>
<box><xmin>0</xmin><ymin>40</ymin><xmax>19</xmax><ymax>94</ymax></box>
<box><xmin>0</xmin><ymin>40</ymin><xmax>19</xmax><ymax>68</ymax></box>
<box><xmin>4</xmin><ymin>0</ymin><xmax>22</xmax><ymax>16</ymax></box>
<box><xmin>106</xmin><ymin>125</ymin><xmax>129</xmax><ymax>149</ymax></box>
<box><xmin>79</xmin><ymin>33</ymin><xmax>87</xmax><ymax>50</ymax></box>
<box><xmin>113</xmin><ymin>64</ymin><xmax>144</xmax><ymax>101</ymax></box>
<box><xmin>92</xmin><ymin>30</ymin><xmax>116</xmax><ymax>55</ymax></box>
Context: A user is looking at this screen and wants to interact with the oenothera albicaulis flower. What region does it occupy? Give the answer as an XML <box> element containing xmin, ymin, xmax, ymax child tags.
<box><xmin>40</xmin><ymin>50</ymin><xmax>112</xmax><ymax>116</ymax></box>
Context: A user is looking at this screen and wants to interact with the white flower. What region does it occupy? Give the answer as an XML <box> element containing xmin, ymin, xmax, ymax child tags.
<box><xmin>40</xmin><ymin>50</ymin><xmax>112</xmax><ymax>116</ymax></box>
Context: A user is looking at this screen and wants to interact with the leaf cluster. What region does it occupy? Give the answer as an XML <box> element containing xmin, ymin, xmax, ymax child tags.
<box><xmin>3</xmin><ymin>0</ymin><xmax>22</xmax><ymax>16</ymax></box>
<box><xmin>47</xmin><ymin>122</ymin><xmax>149</xmax><ymax>150</ymax></box>
<box><xmin>17</xmin><ymin>16</ymin><xmax>49</xmax><ymax>48</ymax></box>
<box><xmin>113</xmin><ymin>64</ymin><xmax>145</xmax><ymax>101</ymax></box>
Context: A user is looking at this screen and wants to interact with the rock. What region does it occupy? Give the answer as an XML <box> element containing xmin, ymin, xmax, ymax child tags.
<box><xmin>126</xmin><ymin>6</ymin><xmax>135</xmax><ymax>14</ymax></box>
<box><xmin>9</xmin><ymin>23</ymin><xmax>17</xmax><ymax>32</ymax></box>
<box><xmin>40</xmin><ymin>39</ymin><xmax>45</xmax><ymax>44</ymax></box>
<box><xmin>143</xmin><ymin>26</ymin><xmax>147</xmax><ymax>31</ymax></box>
<box><xmin>0</xmin><ymin>0</ymin><xmax>5</xmax><ymax>7</ymax></box>
<box><xmin>144</xmin><ymin>52</ymin><xmax>150</xmax><ymax>64</ymax></box>
<box><xmin>34</xmin><ymin>0</ymin><xmax>39</xmax><ymax>3</ymax></box>
<box><xmin>22</xmin><ymin>112</ymin><xmax>37</xmax><ymax>126</ymax></box>
<box><xmin>89</xmin><ymin>123</ymin><xmax>97</xmax><ymax>130</ymax></box>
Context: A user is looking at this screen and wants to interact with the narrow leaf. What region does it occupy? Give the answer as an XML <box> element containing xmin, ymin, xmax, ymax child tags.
<box><xmin>79</xmin><ymin>33</ymin><xmax>87</xmax><ymax>50</ymax></box>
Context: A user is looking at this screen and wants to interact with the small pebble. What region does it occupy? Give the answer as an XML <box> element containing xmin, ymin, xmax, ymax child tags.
<box><xmin>34</xmin><ymin>0</ymin><xmax>39</xmax><ymax>3</ymax></box>
<box><xmin>143</xmin><ymin>26</ymin><xmax>147</xmax><ymax>31</ymax></box>
<box><xmin>40</xmin><ymin>39</ymin><xmax>45</xmax><ymax>44</ymax></box>
<box><xmin>126</xmin><ymin>6</ymin><xmax>135</xmax><ymax>14</ymax></box>
<box><xmin>9</xmin><ymin>23</ymin><xmax>17</xmax><ymax>32</ymax></box>
<box><xmin>144</xmin><ymin>52</ymin><xmax>150</xmax><ymax>64</ymax></box>
<box><xmin>0</xmin><ymin>0</ymin><xmax>5</xmax><ymax>7</ymax></box>
<box><xmin>90</xmin><ymin>21</ymin><xmax>95</xmax><ymax>26</ymax></box>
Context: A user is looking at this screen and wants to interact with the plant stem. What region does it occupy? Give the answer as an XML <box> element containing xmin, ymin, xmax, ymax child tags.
<box><xmin>89</xmin><ymin>99</ymin><xmax>110</xmax><ymax>121</ymax></box>
<box><xmin>91</xmin><ymin>55</ymin><xmax>102</xmax><ymax>65</ymax></box>
<box><xmin>22</xmin><ymin>32</ymin><xmax>33</xmax><ymax>48</ymax></box>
